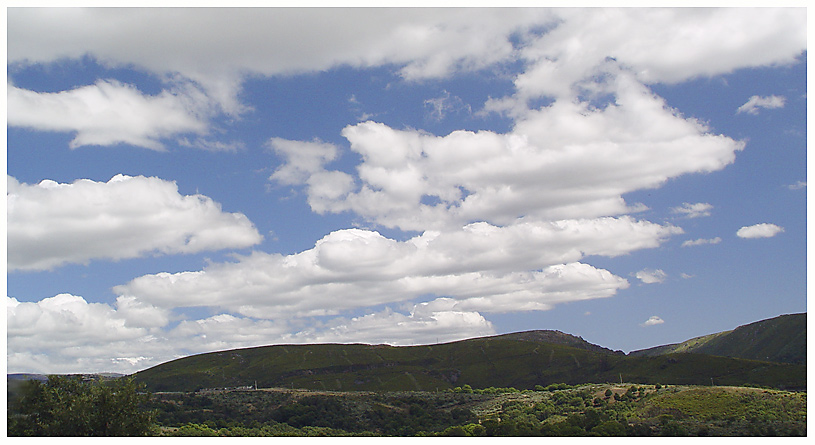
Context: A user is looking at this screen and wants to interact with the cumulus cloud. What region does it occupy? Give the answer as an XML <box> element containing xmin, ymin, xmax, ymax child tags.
<box><xmin>736</xmin><ymin>223</ymin><xmax>785</xmax><ymax>239</ymax></box>
<box><xmin>635</xmin><ymin>269</ymin><xmax>667</xmax><ymax>284</ymax></box>
<box><xmin>641</xmin><ymin>315</ymin><xmax>665</xmax><ymax>327</ymax></box>
<box><xmin>6</xmin><ymin>294</ymin><xmax>173</xmax><ymax>374</ymax></box>
<box><xmin>274</xmin><ymin>76</ymin><xmax>743</xmax><ymax>232</ymax></box>
<box><xmin>681</xmin><ymin>237</ymin><xmax>722</xmax><ymax>247</ymax></box>
<box><xmin>114</xmin><ymin>216</ymin><xmax>680</xmax><ymax>318</ymax></box>
<box><xmin>7</xmin><ymin>174</ymin><xmax>263</xmax><ymax>271</ymax></box>
<box><xmin>268</xmin><ymin>137</ymin><xmax>356</xmax><ymax>212</ymax></box>
<box><xmin>671</xmin><ymin>202</ymin><xmax>713</xmax><ymax>219</ymax></box>
<box><xmin>737</xmin><ymin>95</ymin><xmax>786</xmax><ymax>115</ymax></box>
<box><xmin>7</xmin><ymin>80</ymin><xmax>210</xmax><ymax>150</ymax></box>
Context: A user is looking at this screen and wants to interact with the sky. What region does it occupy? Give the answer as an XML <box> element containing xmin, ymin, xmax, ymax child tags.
<box><xmin>4</xmin><ymin>6</ymin><xmax>808</xmax><ymax>375</ymax></box>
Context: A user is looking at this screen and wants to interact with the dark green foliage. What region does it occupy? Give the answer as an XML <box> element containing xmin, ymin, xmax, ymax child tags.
<box><xmin>144</xmin><ymin>383</ymin><xmax>805</xmax><ymax>437</ymax></box>
<box><xmin>147</xmin><ymin>389</ymin><xmax>478</xmax><ymax>436</ymax></box>
<box><xmin>271</xmin><ymin>396</ymin><xmax>357</xmax><ymax>430</ymax></box>
<box><xmin>450</xmin><ymin>385</ymin><xmax>520</xmax><ymax>394</ymax></box>
<box><xmin>7</xmin><ymin>375</ymin><xmax>155</xmax><ymax>436</ymax></box>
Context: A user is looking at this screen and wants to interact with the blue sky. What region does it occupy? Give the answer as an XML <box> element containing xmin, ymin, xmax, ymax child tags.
<box><xmin>5</xmin><ymin>6</ymin><xmax>807</xmax><ymax>374</ymax></box>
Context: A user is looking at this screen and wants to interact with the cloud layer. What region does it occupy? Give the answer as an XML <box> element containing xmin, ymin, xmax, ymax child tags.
<box><xmin>7</xmin><ymin>174</ymin><xmax>263</xmax><ymax>271</ymax></box>
<box><xmin>8</xmin><ymin>8</ymin><xmax>805</xmax><ymax>149</ymax></box>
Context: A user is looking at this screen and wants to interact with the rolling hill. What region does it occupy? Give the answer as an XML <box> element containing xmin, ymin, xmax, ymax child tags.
<box><xmin>629</xmin><ymin>313</ymin><xmax>806</xmax><ymax>364</ymax></box>
<box><xmin>131</xmin><ymin>313</ymin><xmax>806</xmax><ymax>393</ymax></box>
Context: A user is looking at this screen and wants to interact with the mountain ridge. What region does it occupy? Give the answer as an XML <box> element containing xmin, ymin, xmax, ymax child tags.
<box><xmin>128</xmin><ymin>312</ymin><xmax>805</xmax><ymax>393</ymax></box>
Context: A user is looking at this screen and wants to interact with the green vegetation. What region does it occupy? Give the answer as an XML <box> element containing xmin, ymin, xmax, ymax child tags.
<box><xmin>7</xmin><ymin>375</ymin><xmax>156</xmax><ymax>436</ymax></box>
<box><xmin>145</xmin><ymin>388</ymin><xmax>480</xmax><ymax>436</ymax></box>
<box><xmin>141</xmin><ymin>384</ymin><xmax>805</xmax><ymax>436</ymax></box>
<box><xmin>7</xmin><ymin>378</ymin><xmax>805</xmax><ymax>436</ymax></box>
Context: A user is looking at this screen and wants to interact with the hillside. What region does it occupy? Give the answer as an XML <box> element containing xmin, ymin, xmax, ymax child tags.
<box><xmin>629</xmin><ymin>313</ymin><xmax>806</xmax><ymax>364</ymax></box>
<box><xmin>132</xmin><ymin>327</ymin><xmax>805</xmax><ymax>393</ymax></box>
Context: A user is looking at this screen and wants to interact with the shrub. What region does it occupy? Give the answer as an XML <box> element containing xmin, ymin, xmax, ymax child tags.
<box><xmin>7</xmin><ymin>375</ymin><xmax>156</xmax><ymax>437</ymax></box>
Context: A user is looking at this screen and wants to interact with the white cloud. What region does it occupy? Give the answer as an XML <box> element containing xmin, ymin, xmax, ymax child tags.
<box><xmin>788</xmin><ymin>181</ymin><xmax>806</xmax><ymax>190</ymax></box>
<box><xmin>10</xmin><ymin>8</ymin><xmax>803</xmax><ymax>91</ymax></box>
<box><xmin>641</xmin><ymin>315</ymin><xmax>665</xmax><ymax>327</ymax></box>
<box><xmin>7</xmin><ymin>8</ymin><xmax>550</xmax><ymax>117</ymax></box>
<box><xmin>112</xmin><ymin>215</ymin><xmax>683</xmax><ymax>318</ymax></box>
<box><xmin>509</xmin><ymin>8</ymin><xmax>805</xmax><ymax>103</ymax></box>
<box><xmin>6</xmin><ymin>294</ymin><xmax>172</xmax><ymax>374</ymax></box>
<box><xmin>681</xmin><ymin>237</ymin><xmax>722</xmax><ymax>247</ymax></box>
<box><xmin>635</xmin><ymin>269</ymin><xmax>667</xmax><ymax>284</ymax></box>
<box><xmin>736</xmin><ymin>223</ymin><xmax>785</xmax><ymax>239</ymax></box>
<box><xmin>737</xmin><ymin>95</ymin><xmax>786</xmax><ymax>115</ymax></box>
<box><xmin>269</xmin><ymin>138</ymin><xmax>342</xmax><ymax>185</ymax></box>
<box><xmin>268</xmin><ymin>138</ymin><xmax>357</xmax><ymax>212</ymax></box>
<box><xmin>671</xmin><ymin>202</ymin><xmax>713</xmax><ymax>219</ymax></box>
<box><xmin>275</xmin><ymin>76</ymin><xmax>743</xmax><ymax>232</ymax></box>
<box><xmin>7</xmin><ymin>174</ymin><xmax>263</xmax><ymax>271</ymax></box>
<box><xmin>282</xmin><ymin>303</ymin><xmax>495</xmax><ymax>347</ymax></box>
<box><xmin>7</xmin><ymin>9</ymin><xmax>804</xmax><ymax>147</ymax></box>
<box><xmin>7</xmin><ymin>80</ymin><xmax>210</xmax><ymax>150</ymax></box>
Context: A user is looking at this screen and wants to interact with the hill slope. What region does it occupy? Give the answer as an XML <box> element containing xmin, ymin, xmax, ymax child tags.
<box><xmin>132</xmin><ymin>327</ymin><xmax>805</xmax><ymax>393</ymax></box>
<box><xmin>629</xmin><ymin>313</ymin><xmax>806</xmax><ymax>364</ymax></box>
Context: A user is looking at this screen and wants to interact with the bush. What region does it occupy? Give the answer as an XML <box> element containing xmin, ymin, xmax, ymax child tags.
<box><xmin>591</xmin><ymin>420</ymin><xmax>628</xmax><ymax>436</ymax></box>
<box><xmin>7</xmin><ymin>375</ymin><xmax>156</xmax><ymax>436</ymax></box>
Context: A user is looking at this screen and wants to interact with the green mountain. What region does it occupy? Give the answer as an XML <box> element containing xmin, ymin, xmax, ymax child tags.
<box><xmin>629</xmin><ymin>313</ymin><xmax>806</xmax><ymax>364</ymax></box>
<box><xmin>131</xmin><ymin>316</ymin><xmax>806</xmax><ymax>393</ymax></box>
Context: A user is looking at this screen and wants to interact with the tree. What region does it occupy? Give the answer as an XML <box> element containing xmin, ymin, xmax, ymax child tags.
<box><xmin>7</xmin><ymin>375</ymin><xmax>156</xmax><ymax>436</ymax></box>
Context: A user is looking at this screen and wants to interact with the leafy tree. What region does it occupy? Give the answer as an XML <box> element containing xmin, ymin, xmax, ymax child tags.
<box><xmin>591</xmin><ymin>420</ymin><xmax>628</xmax><ymax>436</ymax></box>
<box><xmin>7</xmin><ymin>375</ymin><xmax>156</xmax><ymax>436</ymax></box>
